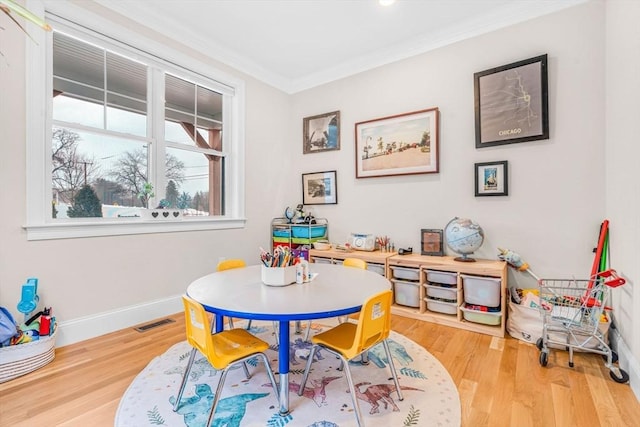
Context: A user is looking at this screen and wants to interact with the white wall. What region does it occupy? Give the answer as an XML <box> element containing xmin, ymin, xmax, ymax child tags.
<box><xmin>605</xmin><ymin>0</ymin><xmax>640</xmax><ymax>397</ymax></box>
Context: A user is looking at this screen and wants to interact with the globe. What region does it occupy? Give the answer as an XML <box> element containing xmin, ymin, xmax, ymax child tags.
<box><xmin>444</xmin><ymin>217</ymin><xmax>485</xmax><ymax>262</ymax></box>
<box><xmin>284</xmin><ymin>206</ymin><xmax>295</xmax><ymax>223</ymax></box>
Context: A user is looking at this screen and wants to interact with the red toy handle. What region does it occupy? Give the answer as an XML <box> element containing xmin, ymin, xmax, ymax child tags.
<box><xmin>596</xmin><ymin>269</ymin><xmax>626</xmax><ymax>288</ymax></box>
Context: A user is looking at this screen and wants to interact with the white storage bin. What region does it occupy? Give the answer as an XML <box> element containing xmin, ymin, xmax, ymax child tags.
<box><xmin>460</xmin><ymin>306</ymin><xmax>502</xmax><ymax>326</ymax></box>
<box><xmin>312</xmin><ymin>257</ymin><xmax>332</xmax><ymax>264</ymax></box>
<box><xmin>425</xmin><ymin>298</ymin><xmax>458</xmax><ymax>315</ymax></box>
<box><xmin>390</xmin><ymin>266</ymin><xmax>420</xmax><ymax>281</ymax></box>
<box><xmin>424</xmin><ymin>284</ymin><xmax>457</xmax><ymax>302</ymax></box>
<box><xmin>426</xmin><ymin>270</ymin><xmax>457</xmax><ymax>286</ymax></box>
<box><xmin>462</xmin><ymin>274</ymin><xmax>501</xmax><ymax>307</ymax></box>
<box><xmin>367</xmin><ymin>263</ymin><xmax>385</xmax><ymax>276</ymax></box>
<box><xmin>392</xmin><ymin>279</ymin><xmax>420</xmax><ymax>307</ymax></box>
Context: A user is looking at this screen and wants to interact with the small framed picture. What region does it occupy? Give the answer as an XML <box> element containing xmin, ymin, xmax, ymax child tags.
<box><xmin>303</xmin><ymin>111</ymin><xmax>340</xmax><ymax>154</ymax></box>
<box><xmin>474</xmin><ymin>54</ymin><xmax>548</xmax><ymax>148</ymax></box>
<box><xmin>475</xmin><ymin>161</ymin><xmax>508</xmax><ymax>197</ymax></box>
<box><xmin>302</xmin><ymin>170</ymin><xmax>338</xmax><ymax>205</ymax></box>
<box><xmin>421</xmin><ymin>229</ymin><xmax>444</xmax><ymax>256</ymax></box>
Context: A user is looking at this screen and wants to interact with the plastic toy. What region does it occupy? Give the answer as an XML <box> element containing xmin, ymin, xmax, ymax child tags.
<box><xmin>497</xmin><ymin>248</ymin><xmax>539</xmax><ymax>280</ymax></box>
<box><xmin>17</xmin><ymin>278</ymin><xmax>40</xmax><ymax>320</ymax></box>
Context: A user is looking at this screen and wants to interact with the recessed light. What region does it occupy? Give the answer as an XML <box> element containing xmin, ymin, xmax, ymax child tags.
<box><xmin>379</xmin><ymin>0</ymin><xmax>396</xmax><ymax>6</ymax></box>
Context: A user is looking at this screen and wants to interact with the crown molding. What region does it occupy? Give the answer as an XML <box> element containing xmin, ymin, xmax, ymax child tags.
<box><xmin>75</xmin><ymin>0</ymin><xmax>587</xmax><ymax>94</ymax></box>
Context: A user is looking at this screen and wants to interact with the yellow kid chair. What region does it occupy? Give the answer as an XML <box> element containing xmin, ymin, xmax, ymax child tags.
<box><xmin>173</xmin><ymin>295</ymin><xmax>279</xmax><ymax>427</ymax></box>
<box><xmin>216</xmin><ymin>258</ymin><xmax>246</xmax><ymax>329</ymax></box>
<box><xmin>342</xmin><ymin>257</ymin><xmax>367</xmax><ymax>270</ymax></box>
<box><xmin>216</xmin><ymin>258</ymin><xmax>246</xmax><ymax>271</ymax></box>
<box><xmin>303</xmin><ymin>257</ymin><xmax>368</xmax><ymax>341</ymax></box>
<box><xmin>298</xmin><ymin>289</ymin><xmax>403</xmax><ymax>426</ymax></box>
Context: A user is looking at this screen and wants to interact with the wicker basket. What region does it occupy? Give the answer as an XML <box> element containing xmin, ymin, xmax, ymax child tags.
<box><xmin>0</xmin><ymin>327</ymin><xmax>57</xmax><ymax>383</ymax></box>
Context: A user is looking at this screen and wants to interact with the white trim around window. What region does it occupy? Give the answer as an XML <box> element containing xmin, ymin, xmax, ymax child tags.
<box><xmin>24</xmin><ymin>0</ymin><xmax>246</xmax><ymax>240</ymax></box>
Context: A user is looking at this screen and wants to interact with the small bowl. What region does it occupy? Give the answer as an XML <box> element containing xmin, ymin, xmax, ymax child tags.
<box><xmin>313</xmin><ymin>241</ymin><xmax>331</xmax><ymax>250</ymax></box>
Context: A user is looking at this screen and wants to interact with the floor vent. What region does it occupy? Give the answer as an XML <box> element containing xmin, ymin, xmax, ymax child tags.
<box><xmin>134</xmin><ymin>318</ymin><xmax>175</xmax><ymax>332</ymax></box>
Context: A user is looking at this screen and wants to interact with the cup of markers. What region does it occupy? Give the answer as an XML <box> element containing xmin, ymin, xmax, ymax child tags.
<box><xmin>259</xmin><ymin>247</ymin><xmax>297</xmax><ymax>286</ymax></box>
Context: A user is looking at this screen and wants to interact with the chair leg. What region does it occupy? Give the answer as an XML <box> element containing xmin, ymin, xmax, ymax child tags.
<box><xmin>257</xmin><ymin>353</ymin><xmax>280</xmax><ymax>402</ymax></box>
<box><xmin>340</xmin><ymin>354</ymin><xmax>365</xmax><ymax>427</ymax></box>
<box><xmin>272</xmin><ymin>321</ymin><xmax>279</xmax><ymax>344</ymax></box>
<box><xmin>383</xmin><ymin>339</ymin><xmax>403</xmax><ymax>401</ymax></box>
<box><xmin>207</xmin><ymin>368</ymin><xmax>230</xmax><ymax>427</ymax></box>
<box><xmin>246</xmin><ymin>319</ymin><xmax>253</xmax><ymax>330</ymax></box>
<box><xmin>298</xmin><ymin>345</ymin><xmax>318</xmax><ymax>395</ymax></box>
<box><xmin>304</xmin><ymin>321</ymin><xmax>312</xmax><ymax>341</ymax></box>
<box><xmin>173</xmin><ymin>348</ymin><xmax>197</xmax><ymax>411</ymax></box>
<box><xmin>242</xmin><ymin>361</ymin><xmax>251</xmax><ymax>379</ymax></box>
<box><xmin>227</xmin><ymin>317</ymin><xmax>234</xmax><ymax>329</ymax></box>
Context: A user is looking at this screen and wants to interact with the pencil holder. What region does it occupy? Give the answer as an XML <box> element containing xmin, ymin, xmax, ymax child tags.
<box><xmin>261</xmin><ymin>265</ymin><xmax>296</xmax><ymax>286</ymax></box>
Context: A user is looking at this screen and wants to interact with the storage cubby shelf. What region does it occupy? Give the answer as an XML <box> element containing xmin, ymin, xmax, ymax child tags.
<box><xmin>271</xmin><ymin>217</ymin><xmax>328</xmax><ymax>251</ymax></box>
<box><xmin>387</xmin><ymin>254</ymin><xmax>507</xmax><ymax>337</ymax></box>
<box><xmin>308</xmin><ymin>250</ymin><xmax>507</xmax><ymax>337</ymax></box>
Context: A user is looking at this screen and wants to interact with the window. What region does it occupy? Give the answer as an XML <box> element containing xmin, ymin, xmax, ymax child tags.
<box><xmin>25</xmin><ymin>2</ymin><xmax>245</xmax><ymax>240</ymax></box>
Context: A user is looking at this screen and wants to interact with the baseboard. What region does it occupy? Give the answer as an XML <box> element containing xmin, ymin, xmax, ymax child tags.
<box><xmin>54</xmin><ymin>295</ymin><xmax>183</xmax><ymax>347</ymax></box>
<box><xmin>609</xmin><ymin>325</ymin><xmax>640</xmax><ymax>400</ymax></box>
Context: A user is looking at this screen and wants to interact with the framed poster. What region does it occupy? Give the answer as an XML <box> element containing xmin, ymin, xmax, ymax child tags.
<box><xmin>474</xmin><ymin>54</ymin><xmax>548</xmax><ymax>148</ymax></box>
<box><xmin>302</xmin><ymin>170</ymin><xmax>337</xmax><ymax>205</ymax></box>
<box><xmin>303</xmin><ymin>111</ymin><xmax>340</xmax><ymax>154</ymax></box>
<box><xmin>421</xmin><ymin>229</ymin><xmax>444</xmax><ymax>256</ymax></box>
<box><xmin>475</xmin><ymin>161</ymin><xmax>508</xmax><ymax>197</ymax></box>
<box><xmin>355</xmin><ymin>107</ymin><xmax>439</xmax><ymax>178</ymax></box>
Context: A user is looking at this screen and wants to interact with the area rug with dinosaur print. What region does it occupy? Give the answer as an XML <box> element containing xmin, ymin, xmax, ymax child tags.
<box><xmin>115</xmin><ymin>320</ymin><xmax>460</xmax><ymax>426</ymax></box>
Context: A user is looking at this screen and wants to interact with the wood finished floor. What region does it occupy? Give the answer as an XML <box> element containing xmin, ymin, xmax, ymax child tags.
<box><xmin>1</xmin><ymin>313</ymin><xmax>638</xmax><ymax>426</ymax></box>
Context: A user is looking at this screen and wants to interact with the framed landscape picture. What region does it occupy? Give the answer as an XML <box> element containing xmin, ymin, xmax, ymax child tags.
<box><xmin>474</xmin><ymin>54</ymin><xmax>548</xmax><ymax>148</ymax></box>
<box><xmin>355</xmin><ymin>107</ymin><xmax>439</xmax><ymax>178</ymax></box>
<box><xmin>475</xmin><ymin>161</ymin><xmax>508</xmax><ymax>196</ymax></box>
<box><xmin>303</xmin><ymin>111</ymin><xmax>340</xmax><ymax>154</ymax></box>
<box><xmin>302</xmin><ymin>170</ymin><xmax>337</xmax><ymax>205</ymax></box>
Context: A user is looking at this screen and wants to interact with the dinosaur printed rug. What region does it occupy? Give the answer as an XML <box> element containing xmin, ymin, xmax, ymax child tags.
<box><xmin>115</xmin><ymin>321</ymin><xmax>460</xmax><ymax>426</ymax></box>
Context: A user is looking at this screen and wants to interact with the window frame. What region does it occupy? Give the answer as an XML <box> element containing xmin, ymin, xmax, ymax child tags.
<box><xmin>25</xmin><ymin>0</ymin><xmax>246</xmax><ymax>240</ymax></box>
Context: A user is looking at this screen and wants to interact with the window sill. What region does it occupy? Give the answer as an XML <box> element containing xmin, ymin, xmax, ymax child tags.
<box><xmin>24</xmin><ymin>217</ymin><xmax>247</xmax><ymax>240</ymax></box>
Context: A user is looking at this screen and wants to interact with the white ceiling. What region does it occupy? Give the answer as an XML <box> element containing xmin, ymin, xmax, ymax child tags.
<box><xmin>95</xmin><ymin>0</ymin><xmax>586</xmax><ymax>93</ymax></box>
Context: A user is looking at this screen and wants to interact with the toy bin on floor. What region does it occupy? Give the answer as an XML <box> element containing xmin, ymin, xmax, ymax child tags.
<box><xmin>0</xmin><ymin>326</ymin><xmax>57</xmax><ymax>383</ymax></box>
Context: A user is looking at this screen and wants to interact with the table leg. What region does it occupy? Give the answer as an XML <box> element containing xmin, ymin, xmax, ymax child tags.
<box><xmin>215</xmin><ymin>314</ymin><xmax>224</xmax><ymax>333</ymax></box>
<box><xmin>278</xmin><ymin>320</ymin><xmax>290</xmax><ymax>415</ymax></box>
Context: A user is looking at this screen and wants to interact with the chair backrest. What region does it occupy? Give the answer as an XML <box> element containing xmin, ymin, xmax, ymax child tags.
<box><xmin>346</xmin><ymin>290</ymin><xmax>393</xmax><ymax>358</ymax></box>
<box><xmin>181</xmin><ymin>295</ymin><xmax>215</xmax><ymax>361</ymax></box>
<box><xmin>217</xmin><ymin>258</ymin><xmax>246</xmax><ymax>271</ymax></box>
<box><xmin>343</xmin><ymin>258</ymin><xmax>367</xmax><ymax>270</ymax></box>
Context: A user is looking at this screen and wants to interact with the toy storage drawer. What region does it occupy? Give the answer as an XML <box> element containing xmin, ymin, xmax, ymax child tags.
<box><xmin>460</xmin><ymin>306</ymin><xmax>502</xmax><ymax>326</ymax></box>
<box><xmin>312</xmin><ymin>257</ymin><xmax>332</xmax><ymax>264</ymax></box>
<box><xmin>367</xmin><ymin>263</ymin><xmax>385</xmax><ymax>276</ymax></box>
<box><xmin>392</xmin><ymin>279</ymin><xmax>420</xmax><ymax>308</ymax></box>
<box><xmin>425</xmin><ymin>270</ymin><xmax>457</xmax><ymax>285</ymax></box>
<box><xmin>425</xmin><ymin>298</ymin><xmax>457</xmax><ymax>315</ymax></box>
<box><xmin>424</xmin><ymin>284</ymin><xmax>457</xmax><ymax>302</ymax></box>
<box><xmin>390</xmin><ymin>266</ymin><xmax>420</xmax><ymax>281</ymax></box>
<box><xmin>291</xmin><ymin>226</ymin><xmax>327</xmax><ymax>238</ymax></box>
<box><xmin>462</xmin><ymin>274</ymin><xmax>501</xmax><ymax>307</ymax></box>
<box><xmin>273</xmin><ymin>228</ymin><xmax>291</xmax><ymax>238</ymax></box>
